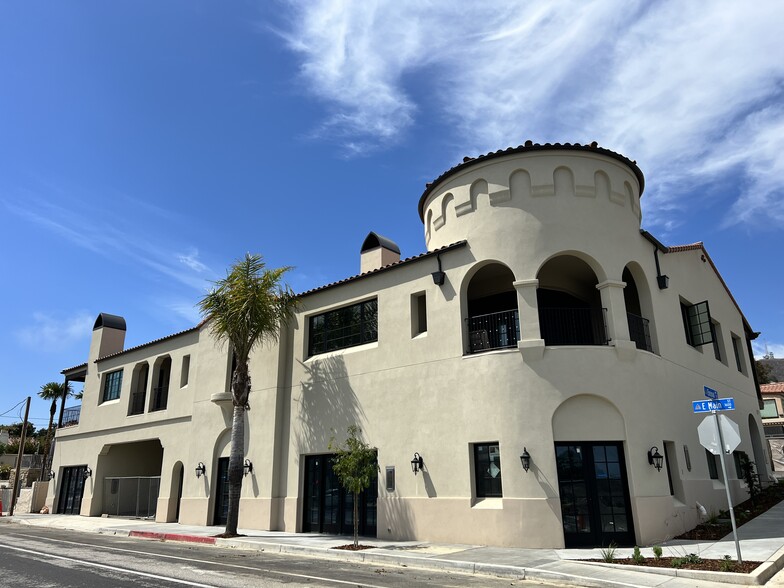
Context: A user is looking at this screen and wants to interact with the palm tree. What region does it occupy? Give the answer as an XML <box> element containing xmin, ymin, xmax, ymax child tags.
<box><xmin>198</xmin><ymin>253</ymin><xmax>296</xmax><ymax>537</ymax></box>
<box><xmin>38</xmin><ymin>381</ymin><xmax>71</xmax><ymax>480</ymax></box>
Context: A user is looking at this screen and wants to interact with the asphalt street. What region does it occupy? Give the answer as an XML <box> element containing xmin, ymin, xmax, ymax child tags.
<box><xmin>0</xmin><ymin>525</ymin><xmax>561</xmax><ymax>588</ymax></box>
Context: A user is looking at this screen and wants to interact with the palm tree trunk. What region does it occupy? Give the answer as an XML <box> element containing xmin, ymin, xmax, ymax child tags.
<box><xmin>224</xmin><ymin>403</ymin><xmax>245</xmax><ymax>536</ymax></box>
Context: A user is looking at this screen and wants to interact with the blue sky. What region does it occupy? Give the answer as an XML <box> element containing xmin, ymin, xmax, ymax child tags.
<box><xmin>1</xmin><ymin>1</ymin><xmax>783</xmax><ymax>429</ymax></box>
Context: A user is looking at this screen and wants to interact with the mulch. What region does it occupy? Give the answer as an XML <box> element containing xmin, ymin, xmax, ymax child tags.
<box><xmin>588</xmin><ymin>557</ymin><xmax>760</xmax><ymax>573</ymax></box>
<box><xmin>332</xmin><ymin>544</ymin><xmax>376</xmax><ymax>551</ymax></box>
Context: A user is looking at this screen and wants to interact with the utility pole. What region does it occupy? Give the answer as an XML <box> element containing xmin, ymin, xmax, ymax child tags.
<box><xmin>10</xmin><ymin>396</ymin><xmax>31</xmax><ymax>516</ymax></box>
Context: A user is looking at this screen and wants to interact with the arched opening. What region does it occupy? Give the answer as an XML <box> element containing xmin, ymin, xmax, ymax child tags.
<box><xmin>622</xmin><ymin>266</ymin><xmax>655</xmax><ymax>353</ymax></box>
<box><xmin>169</xmin><ymin>461</ymin><xmax>184</xmax><ymax>522</ymax></box>
<box><xmin>150</xmin><ymin>356</ymin><xmax>172</xmax><ymax>412</ymax></box>
<box><xmin>537</xmin><ymin>255</ymin><xmax>607</xmax><ymax>346</ymax></box>
<box><xmin>465</xmin><ymin>263</ymin><xmax>519</xmax><ymax>353</ymax></box>
<box><xmin>128</xmin><ymin>362</ymin><xmax>149</xmax><ymax>416</ymax></box>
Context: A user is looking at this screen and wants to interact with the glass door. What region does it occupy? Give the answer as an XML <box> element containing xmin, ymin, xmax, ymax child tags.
<box><xmin>57</xmin><ymin>466</ymin><xmax>87</xmax><ymax>515</ymax></box>
<box><xmin>555</xmin><ymin>442</ymin><xmax>634</xmax><ymax>547</ymax></box>
<box><xmin>213</xmin><ymin>457</ymin><xmax>229</xmax><ymax>526</ymax></box>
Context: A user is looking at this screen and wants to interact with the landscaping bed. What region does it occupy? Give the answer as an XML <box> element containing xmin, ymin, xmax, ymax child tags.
<box><xmin>590</xmin><ymin>555</ymin><xmax>760</xmax><ymax>574</ymax></box>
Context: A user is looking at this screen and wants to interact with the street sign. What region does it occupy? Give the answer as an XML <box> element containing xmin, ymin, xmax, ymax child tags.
<box><xmin>704</xmin><ymin>386</ymin><xmax>719</xmax><ymax>400</ymax></box>
<box><xmin>692</xmin><ymin>398</ymin><xmax>735</xmax><ymax>413</ymax></box>
<box><xmin>698</xmin><ymin>414</ymin><xmax>741</xmax><ymax>455</ymax></box>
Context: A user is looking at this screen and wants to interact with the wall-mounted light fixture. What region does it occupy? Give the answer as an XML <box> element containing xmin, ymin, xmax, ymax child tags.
<box><xmin>431</xmin><ymin>253</ymin><xmax>445</xmax><ymax>286</ymax></box>
<box><xmin>83</xmin><ymin>466</ymin><xmax>92</xmax><ymax>480</ymax></box>
<box><xmin>243</xmin><ymin>459</ymin><xmax>253</xmax><ymax>477</ymax></box>
<box><xmin>411</xmin><ymin>452</ymin><xmax>423</xmax><ymax>475</ymax></box>
<box><xmin>648</xmin><ymin>446</ymin><xmax>664</xmax><ymax>471</ymax></box>
<box><xmin>195</xmin><ymin>462</ymin><xmax>206</xmax><ymax>478</ymax></box>
<box><xmin>520</xmin><ymin>448</ymin><xmax>531</xmax><ymax>472</ymax></box>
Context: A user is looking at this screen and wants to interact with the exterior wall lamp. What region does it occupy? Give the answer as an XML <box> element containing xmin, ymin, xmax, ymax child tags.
<box><xmin>431</xmin><ymin>252</ymin><xmax>445</xmax><ymax>285</ymax></box>
<box><xmin>195</xmin><ymin>462</ymin><xmax>206</xmax><ymax>478</ymax></box>
<box><xmin>243</xmin><ymin>459</ymin><xmax>253</xmax><ymax>477</ymax></box>
<box><xmin>49</xmin><ymin>470</ymin><xmax>55</xmax><ymax>481</ymax></box>
<box><xmin>520</xmin><ymin>448</ymin><xmax>531</xmax><ymax>472</ymax></box>
<box><xmin>648</xmin><ymin>446</ymin><xmax>664</xmax><ymax>471</ymax></box>
<box><xmin>83</xmin><ymin>466</ymin><xmax>92</xmax><ymax>480</ymax></box>
<box><xmin>411</xmin><ymin>452</ymin><xmax>423</xmax><ymax>475</ymax></box>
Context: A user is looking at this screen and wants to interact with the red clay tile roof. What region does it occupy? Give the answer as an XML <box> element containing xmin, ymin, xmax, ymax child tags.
<box><xmin>418</xmin><ymin>141</ymin><xmax>645</xmax><ymax>220</ymax></box>
<box><xmin>762</xmin><ymin>383</ymin><xmax>784</xmax><ymax>394</ymax></box>
<box><xmin>60</xmin><ymin>362</ymin><xmax>88</xmax><ymax>375</ymax></box>
<box><xmin>95</xmin><ymin>324</ymin><xmax>203</xmax><ymax>363</ymax></box>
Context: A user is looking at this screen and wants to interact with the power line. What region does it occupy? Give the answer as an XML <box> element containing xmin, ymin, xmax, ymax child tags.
<box><xmin>0</xmin><ymin>399</ymin><xmax>27</xmax><ymax>418</ymax></box>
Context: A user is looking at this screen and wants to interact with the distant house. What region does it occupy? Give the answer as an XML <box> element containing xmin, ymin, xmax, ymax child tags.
<box><xmin>48</xmin><ymin>142</ymin><xmax>769</xmax><ymax>548</ymax></box>
<box><xmin>761</xmin><ymin>382</ymin><xmax>784</xmax><ymax>472</ymax></box>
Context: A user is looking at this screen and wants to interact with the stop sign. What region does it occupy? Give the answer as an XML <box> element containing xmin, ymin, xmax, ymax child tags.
<box><xmin>698</xmin><ymin>414</ymin><xmax>741</xmax><ymax>455</ymax></box>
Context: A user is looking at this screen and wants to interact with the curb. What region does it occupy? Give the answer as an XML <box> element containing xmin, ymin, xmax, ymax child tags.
<box><xmin>128</xmin><ymin>530</ymin><xmax>217</xmax><ymax>545</ymax></box>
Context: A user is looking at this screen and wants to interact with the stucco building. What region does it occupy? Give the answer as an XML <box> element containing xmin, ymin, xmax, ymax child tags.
<box><xmin>48</xmin><ymin>142</ymin><xmax>769</xmax><ymax>548</ymax></box>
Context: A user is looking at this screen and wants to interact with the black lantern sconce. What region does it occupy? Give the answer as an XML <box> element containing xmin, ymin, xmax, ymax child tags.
<box><xmin>648</xmin><ymin>447</ymin><xmax>664</xmax><ymax>472</ymax></box>
<box><xmin>520</xmin><ymin>448</ymin><xmax>531</xmax><ymax>473</ymax></box>
<box><xmin>431</xmin><ymin>252</ymin><xmax>445</xmax><ymax>286</ymax></box>
<box><xmin>195</xmin><ymin>462</ymin><xmax>206</xmax><ymax>478</ymax></box>
<box><xmin>83</xmin><ymin>466</ymin><xmax>92</xmax><ymax>480</ymax></box>
<box><xmin>411</xmin><ymin>452</ymin><xmax>423</xmax><ymax>475</ymax></box>
<box><xmin>243</xmin><ymin>459</ymin><xmax>253</xmax><ymax>477</ymax></box>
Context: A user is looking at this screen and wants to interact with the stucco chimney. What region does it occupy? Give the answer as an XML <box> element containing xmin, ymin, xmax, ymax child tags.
<box><xmin>88</xmin><ymin>313</ymin><xmax>127</xmax><ymax>362</ymax></box>
<box><xmin>360</xmin><ymin>232</ymin><xmax>400</xmax><ymax>273</ymax></box>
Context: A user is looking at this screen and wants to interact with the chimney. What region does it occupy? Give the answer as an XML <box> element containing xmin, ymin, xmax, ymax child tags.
<box><xmin>88</xmin><ymin>313</ymin><xmax>127</xmax><ymax>362</ymax></box>
<box><xmin>360</xmin><ymin>232</ymin><xmax>400</xmax><ymax>273</ymax></box>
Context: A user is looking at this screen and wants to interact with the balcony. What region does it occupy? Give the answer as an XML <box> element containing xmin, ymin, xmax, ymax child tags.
<box><xmin>62</xmin><ymin>406</ymin><xmax>80</xmax><ymax>428</ymax></box>
<box><xmin>467</xmin><ymin>309</ymin><xmax>520</xmax><ymax>354</ymax></box>
<box><xmin>150</xmin><ymin>386</ymin><xmax>168</xmax><ymax>412</ymax></box>
<box><xmin>627</xmin><ymin>312</ymin><xmax>653</xmax><ymax>352</ymax></box>
<box><xmin>539</xmin><ymin>307</ymin><xmax>609</xmax><ymax>346</ymax></box>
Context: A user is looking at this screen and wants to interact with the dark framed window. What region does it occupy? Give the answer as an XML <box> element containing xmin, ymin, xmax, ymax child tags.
<box><xmin>710</xmin><ymin>322</ymin><xmax>722</xmax><ymax>361</ymax></box>
<box><xmin>681</xmin><ymin>300</ymin><xmax>713</xmax><ymax>347</ymax></box>
<box><xmin>731</xmin><ymin>335</ymin><xmax>745</xmax><ymax>373</ymax></box>
<box><xmin>308</xmin><ymin>299</ymin><xmax>378</xmax><ymax>356</ymax></box>
<box><xmin>102</xmin><ymin>369</ymin><xmax>123</xmax><ymax>403</ymax></box>
<box><xmin>474</xmin><ymin>443</ymin><xmax>502</xmax><ymax>498</ymax></box>
<box><xmin>705</xmin><ymin>448</ymin><xmax>719</xmax><ymax>480</ymax></box>
<box><xmin>733</xmin><ymin>451</ymin><xmax>749</xmax><ymax>479</ymax></box>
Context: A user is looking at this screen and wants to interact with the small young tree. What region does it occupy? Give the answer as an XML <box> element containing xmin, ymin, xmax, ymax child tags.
<box><xmin>740</xmin><ymin>455</ymin><xmax>758</xmax><ymax>507</ymax></box>
<box><xmin>329</xmin><ymin>426</ymin><xmax>379</xmax><ymax>548</ymax></box>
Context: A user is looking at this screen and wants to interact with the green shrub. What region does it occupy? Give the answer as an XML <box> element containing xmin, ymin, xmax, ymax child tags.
<box><xmin>600</xmin><ymin>542</ymin><xmax>617</xmax><ymax>563</ymax></box>
<box><xmin>0</xmin><ymin>464</ymin><xmax>11</xmax><ymax>480</ymax></box>
<box><xmin>652</xmin><ymin>545</ymin><xmax>663</xmax><ymax>560</ymax></box>
<box><xmin>720</xmin><ymin>555</ymin><xmax>735</xmax><ymax>572</ymax></box>
<box><xmin>684</xmin><ymin>553</ymin><xmax>702</xmax><ymax>564</ymax></box>
<box><xmin>631</xmin><ymin>546</ymin><xmax>645</xmax><ymax>563</ymax></box>
<box><xmin>671</xmin><ymin>558</ymin><xmax>685</xmax><ymax>569</ymax></box>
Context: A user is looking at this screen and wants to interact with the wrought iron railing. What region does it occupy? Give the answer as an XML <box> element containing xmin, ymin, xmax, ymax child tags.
<box><xmin>627</xmin><ymin>312</ymin><xmax>653</xmax><ymax>352</ymax></box>
<box><xmin>61</xmin><ymin>406</ymin><xmax>81</xmax><ymax>428</ymax></box>
<box><xmin>150</xmin><ymin>386</ymin><xmax>168</xmax><ymax>412</ymax></box>
<box><xmin>128</xmin><ymin>391</ymin><xmax>146</xmax><ymax>416</ymax></box>
<box><xmin>539</xmin><ymin>307</ymin><xmax>609</xmax><ymax>346</ymax></box>
<box><xmin>467</xmin><ymin>309</ymin><xmax>520</xmax><ymax>354</ymax></box>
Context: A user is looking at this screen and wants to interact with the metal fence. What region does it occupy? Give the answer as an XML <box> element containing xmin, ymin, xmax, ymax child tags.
<box><xmin>467</xmin><ymin>309</ymin><xmax>520</xmax><ymax>353</ymax></box>
<box><xmin>62</xmin><ymin>406</ymin><xmax>81</xmax><ymax>427</ymax></box>
<box><xmin>627</xmin><ymin>312</ymin><xmax>653</xmax><ymax>352</ymax></box>
<box><xmin>103</xmin><ymin>476</ymin><xmax>160</xmax><ymax>519</ymax></box>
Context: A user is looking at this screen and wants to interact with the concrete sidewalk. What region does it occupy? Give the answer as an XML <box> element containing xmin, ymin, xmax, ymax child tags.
<box><xmin>5</xmin><ymin>503</ymin><xmax>784</xmax><ymax>588</ymax></box>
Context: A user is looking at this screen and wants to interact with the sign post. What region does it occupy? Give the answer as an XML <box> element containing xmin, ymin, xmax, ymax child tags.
<box><xmin>695</xmin><ymin>386</ymin><xmax>742</xmax><ymax>562</ymax></box>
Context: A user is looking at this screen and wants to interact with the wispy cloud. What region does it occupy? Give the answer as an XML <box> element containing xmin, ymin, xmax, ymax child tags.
<box><xmin>277</xmin><ymin>0</ymin><xmax>784</xmax><ymax>230</ymax></box>
<box><xmin>2</xmin><ymin>195</ymin><xmax>215</xmax><ymax>291</ymax></box>
<box><xmin>753</xmin><ymin>340</ymin><xmax>784</xmax><ymax>360</ymax></box>
<box><xmin>16</xmin><ymin>312</ymin><xmax>93</xmax><ymax>352</ymax></box>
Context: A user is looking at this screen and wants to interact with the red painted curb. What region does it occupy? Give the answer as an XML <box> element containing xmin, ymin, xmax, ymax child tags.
<box><xmin>128</xmin><ymin>530</ymin><xmax>216</xmax><ymax>545</ymax></box>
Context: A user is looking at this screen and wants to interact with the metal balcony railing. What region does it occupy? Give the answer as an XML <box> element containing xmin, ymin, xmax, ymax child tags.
<box><xmin>150</xmin><ymin>386</ymin><xmax>168</xmax><ymax>412</ymax></box>
<box><xmin>467</xmin><ymin>309</ymin><xmax>520</xmax><ymax>354</ymax></box>
<box><xmin>128</xmin><ymin>391</ymin><xmax>146</xmax><ymax>416</ymax></box>
<box><xmin>627</xmin><ymin>312</ymin><xmax>653</xmax><ymax>352</ymax></box>
<box><xmin>539</xmin><ymin>307</ymin><xmax>609</xmax><ymax>346</ymax></box>
<box><xmin>61</xmin><ymin>406</ymin><xmax>81</xmax><ymax>428</ymax></box>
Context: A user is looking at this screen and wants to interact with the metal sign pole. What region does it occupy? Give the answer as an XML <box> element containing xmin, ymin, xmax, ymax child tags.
<box><xmin>715</xmin><ymin>409</ymin><xmax>742</xmax><ymax>562</ymax></box>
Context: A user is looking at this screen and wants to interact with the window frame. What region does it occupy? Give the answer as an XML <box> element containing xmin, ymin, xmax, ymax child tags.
<box><xmin>473</xmin><ymin>442</ymin><xmax>503</xmax><ymax>498</ymax></box>
<box><xmin>761</xmin><ymin>399</ymin><xmax>779</xmax><ymax>419</ymax></box>
<box><xmin>308</xmin><ymin>298</ymin><xmax>378</xmax><ymax>357</ymax></box>
<box><xmin>681</xmin><ymin>299</ymin><xmax>714</xmax><ymax>348</ymax></box>
<box><xmin>705</xmin><ymin>448</ymin><xmax>719</xmax><ymax>480</ymax></box>
<box><xmin>102</xmin><ymin>369</ymin><xmax>123</xmax><ymax>403</ymax></box>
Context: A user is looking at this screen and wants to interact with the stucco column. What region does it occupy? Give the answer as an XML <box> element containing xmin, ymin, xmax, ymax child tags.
<box><xmin>514</xmin><ymin>279</ymin><xmax>545</xmax><ymax>360</ymax></box>
<box><xmin>596</xmin><ymin>280</ymin><xmax>636</xmax><ymax>360</ymax></box>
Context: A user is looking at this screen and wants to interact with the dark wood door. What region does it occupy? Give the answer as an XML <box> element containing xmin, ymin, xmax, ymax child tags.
<box><xmin>302</xmin><ymin>454</ymin><xmax>377</xmax><ymax>537</ymax></box>
<box><xmin>213</xmin><ymin>457</ymin><xmax>229</xmax><ymax>526</ymax></box>
<box><xmin>555</xmin><ymin>442</ymin><xmax>635</xmax><ymax>547</ymax></box>
<box><xmin>57</xmin><ymin>466</ymin><xmax>87</xmax><ymax>515</ymax></box>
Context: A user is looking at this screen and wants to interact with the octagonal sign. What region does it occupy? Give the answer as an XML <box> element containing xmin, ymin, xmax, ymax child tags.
<box><xmin>698</xmin><ymin>414</ymin><xmax>741</xmax><ymax>455</ymax></box>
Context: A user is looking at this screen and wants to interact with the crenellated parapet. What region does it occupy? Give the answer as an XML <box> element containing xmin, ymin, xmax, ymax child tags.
<box><xmin>420</xmin><ymin>142</ymin><xmax>644</xmax><ymax>251</ymax></box>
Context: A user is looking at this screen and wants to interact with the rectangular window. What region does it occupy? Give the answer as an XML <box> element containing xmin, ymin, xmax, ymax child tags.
<box><xmin>733</xmin><ymin>451</ymin><xmax>749</xmax><ymax>479</ymax></box>
<box><xmin>308</xmin><ymin>299</ymin><xmax>378</xmax><ymax>356</ymax></box>
<box><xmin>681</xmin><ymin>300</ymin><xmax>714</xmax><ymax>347</ymax></box>
<box><xmin>761</xmin><ymin>399</ymin><xmax>778</xmax><ymax>419</ymax></box>
<box><xmin>180</xmin><ymin>355</ymin><xmax>191</xmax><ymax>387</ymax></box>
<box><xmin>411</xmin><ymin>292</ymin><xmax>427</xmax><ymax>337</ymax></box>
<box><xmin>705</xmin><ymin>448</ymin><xmax>719</xmax><ymax>480</ymax></box>
<box><xmin>731</xmin><ymin>334</ymin><xmax>746</xmax><ymax>374</ymax></box>
<box><xmin>102</xmin><ymin>369</ymin><xmax>123</xmax><ymax>403</ymax></box>
<box><xmin>474</xmin><ymin>443</ymin><xmax>502</xmax><ymax>498</ymax></box>
<box><xmin>710</xmin><ymin>321</ymin><xmax>725</xmax><ymax>362</ymax></box>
